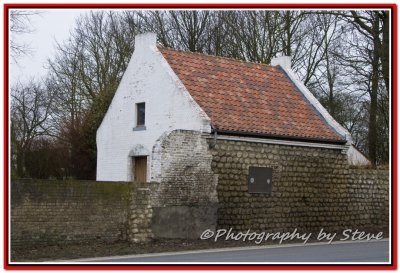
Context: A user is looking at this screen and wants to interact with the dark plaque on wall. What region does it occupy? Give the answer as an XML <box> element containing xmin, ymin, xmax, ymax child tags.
<box><xmin>248</xmin><ymin>167</ymin><xmax>273</xmax><ymax>193</ymax></box>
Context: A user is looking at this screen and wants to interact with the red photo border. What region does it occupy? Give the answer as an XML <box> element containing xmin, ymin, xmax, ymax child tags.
<box><xmin>3</xmin><ymin>3</ymin><xmax>397</xmax><ymax>270</ymax></box>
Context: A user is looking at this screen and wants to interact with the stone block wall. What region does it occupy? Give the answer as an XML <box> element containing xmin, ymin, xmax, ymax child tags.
<box><xmin>151</xmin><ymin>130</ymin><xmax>218</xmax><ymax>207</ymax></box>
<box><xmin>11</xmin><ymin>130</ymin><xmax>220</xmax><ymax>246</ymax></box>
<box><xmin>149</xmin><ymin>130</ymin><xmax>218</xmax><ymax>239</ymax></box>
<box><xmin>128</xmin><ymin>184</ymin><xmax>154</xmax><ymax>243</ymax></box>
<box><xmin>347</xmin><ymin>169</ymin><xmax>389</xmax><ymax>228</ymax></box>
<box><xmin>10</xmin><ymin>132</ymin><xmax>389</xmax><ymax>247</ymax></box>
<box><xmin>11</xmin><ymin>180</ymin><xmax>157</xmax><ymax>246</ymax></box>
<box><xmin>209</xmin><ymin>138</ymin><xmax>389</xmax><ymax>234</ymax></box>
<box><xmin>11</xmin><ymin>179</ymin><xmax>130</xmax><ymax>247</ymax></box>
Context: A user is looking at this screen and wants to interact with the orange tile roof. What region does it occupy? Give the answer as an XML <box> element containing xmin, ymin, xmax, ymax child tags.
<box><xmin>159</xmin><ymin>47</ymin><xmax>345</xmax><ymax>143</ymax></box>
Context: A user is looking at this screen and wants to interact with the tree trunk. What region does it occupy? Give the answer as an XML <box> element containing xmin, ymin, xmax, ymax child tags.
<box><xmin>368</xmin><ymin>13</ymin><xmax>380</xmax><ymax>166</ymax></box>
<box><xmin>285</xmin><ymin>11</ymin><xmax>291</xmax><ymax>56</ymax></box>
<box><xmin>381</xmin><ymin>11</ymin><xmax>390</xmax><ymax>94</ymax></box>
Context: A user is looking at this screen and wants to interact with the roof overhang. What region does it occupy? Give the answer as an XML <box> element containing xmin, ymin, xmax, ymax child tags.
<box><xmin>213</xmin><ymin>128</ymin><xmax>347</xmax><ymax>146</ymax></box>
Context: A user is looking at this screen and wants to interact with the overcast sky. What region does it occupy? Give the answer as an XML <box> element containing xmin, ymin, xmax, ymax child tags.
<box><xmin>9</xmin><ymin>9</ymin><xmax>85</xmax><ymax>85</ymax></box>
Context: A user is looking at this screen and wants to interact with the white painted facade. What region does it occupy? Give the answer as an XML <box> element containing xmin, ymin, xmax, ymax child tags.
<box><xmin>96</xmin><ymin>33</ymin><xmax>211</xmax><ymax>181</ymax></box>
<box><xmin>347</xmin><ymin>145</ymin><xmax>370</xmax><ymax>166</ymax></box>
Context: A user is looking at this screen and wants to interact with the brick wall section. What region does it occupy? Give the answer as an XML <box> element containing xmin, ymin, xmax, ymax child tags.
<box><xmin>209</xmin><ymin>139</ymin><xmax>389</xmax><ymax>234</ymax></box>
<box><xmin>11</xmin><ymin>179</ymin><xmax>130</xmax><ymax>247</ymax></box>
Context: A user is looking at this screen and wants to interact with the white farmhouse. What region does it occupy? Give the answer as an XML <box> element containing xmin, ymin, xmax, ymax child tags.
<box><xmin>96</xmin><ymin>32</ymin><xmax>369</xmax><ymax>182</ymax></box>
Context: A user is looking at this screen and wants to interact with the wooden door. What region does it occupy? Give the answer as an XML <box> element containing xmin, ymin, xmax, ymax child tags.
<box><xmin>134</xmin><ymin>156</ymin><xmax>147</xmax><ymax>182</ymax></box>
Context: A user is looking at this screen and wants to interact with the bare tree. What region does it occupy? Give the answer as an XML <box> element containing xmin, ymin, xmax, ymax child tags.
<box><xmin>10</xmin><ymin>80</ymin><xmax>54</xmax><ymax>177</ymax></box>
<box><xmin>140</xmin><ymin>10</ymin><xmax>212</xmax><ymax>52</ymax></box>
<box><xmin>46</xmin><ymin>10</ymin><xmax>143</xmax><ymax>179</ymax></box>
<box><xmin>341</xmin><ymin>11</ymin><xmax>388</xmax><ymax>165</ymax></box>
<box><xmin>308</xmin><ymin>13</ymin><xmax>347</xmax><ymax>117</ymax></box>
<box><xmin>279</xmin><ymin>10</ymin><xmax>307</xmax><ymax>59</ymax></box>
<box><xmin>168</xmin><ymin>10</ymin><xmax>211</xmax><ymax>52</ymax></box>
<box><xmin>9</xmin><ymin>10</ymin><xmax>41</xmax><ymax>61</ymax></box>
<box><xmin>221</xmin><ymin>10</ymin><xmax>282</xmax><ymax>63</ymax></box>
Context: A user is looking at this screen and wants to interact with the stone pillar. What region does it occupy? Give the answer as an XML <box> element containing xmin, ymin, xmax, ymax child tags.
<box><xmin>128</xmin><ymin>185</ymin><xmax>153</xmax><ymax>243</ymax></box>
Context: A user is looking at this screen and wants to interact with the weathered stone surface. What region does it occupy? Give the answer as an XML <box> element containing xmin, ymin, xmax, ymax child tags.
<box><xmin>208</xmin><ymin>138</ymin><xmax>389</xmax><ymax>234</ymax></box>
<box><xmin>10</xmin><ymin>132</ymin><xmax>389</xmax><ymax>247</ymax></box>
<box><xmin>149</xmin><ymin>130</ymin><xmax>219</xmax><ymax>239</ymax></box>
<box><xmin>151</xmin><ymin>130</ymin><xmax>218</xmax><ymax>207</ymax></box>
<box><xmin>152</xmin><ymin>206</ymin><xmax>217</xmax><ymax>239</ymax></box>
<box><xmin>11</xmin><ymin>179</ymin><xmax>130</xmax><ymax>247</ymax></box>
<box><xmin>128</xmin><ymin>184</ymin><xmax>153</xmax><ymax>242</ymax></box>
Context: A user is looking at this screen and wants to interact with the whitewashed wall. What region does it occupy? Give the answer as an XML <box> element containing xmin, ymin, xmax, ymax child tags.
<box><xmin>347</xmin><ymin>145</ymin><xmax>371</xmax><ymax>166</ymax></box>
<box><xmin>96</xmin><ymin>33</ymin><xmax>211</xmax><ymax>181</ymax></box>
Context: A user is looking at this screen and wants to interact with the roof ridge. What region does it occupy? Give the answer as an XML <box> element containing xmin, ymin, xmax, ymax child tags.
<box><xmin>157</xmin><ymin>45</ymin><xmax>275</xmax><ymax>68</ymax></box>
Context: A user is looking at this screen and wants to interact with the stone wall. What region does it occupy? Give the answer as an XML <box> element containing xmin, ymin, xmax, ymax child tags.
<box><xmin>11</xmin><ymin>179</ymin><xmax>130</xmax><ymax>247</ymax></box>
<box><xmin>209</xmin><ymin>138</ymin><xmax>389</xmax><ymax>234</ymax></box>
<box><xmin>128</xmin><ymin>184</ymin><xmax>154</xmax><ymax>243</ymax></box>
<box><xmin>347</xmin><ymin>169</ymin><xmax>389</xmax><ymax>227</ymax></box>
<box><xmin>151</xmin><ymin>130</ymin><xmax>218</xmax><ymax>206</ymax></box>
<box><xmin>10</xmin><ymin>132</ymin><xmax>389</xmax><ymax>247</ymax></box>
<box><xmin>11</xmin><ymin>131</ymin><xmax>220</xmax><ymax>246</ymax></box>
<box><xmin>150</xmin><ymin>130</ymin><xmax>218</xmax><ymax>239</ymax></box>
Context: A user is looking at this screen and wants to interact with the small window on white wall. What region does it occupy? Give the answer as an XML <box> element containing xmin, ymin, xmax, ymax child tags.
<box><xmin>136</xmin><ymin>102</ymin><xmax>145</xmax><ymax>127</ymax></box>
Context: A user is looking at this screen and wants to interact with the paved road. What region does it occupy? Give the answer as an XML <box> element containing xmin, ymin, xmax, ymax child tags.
<box><xmin>72</xmin><ymin>240</ymin><xmax>389</xmax><ymax>263</ymax></box>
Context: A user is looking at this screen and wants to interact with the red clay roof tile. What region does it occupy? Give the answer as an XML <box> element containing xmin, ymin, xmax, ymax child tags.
<box><xmin>159</xmin><ymin>47</ymin><xmax>344</xmax><ymax>142</ymax></box>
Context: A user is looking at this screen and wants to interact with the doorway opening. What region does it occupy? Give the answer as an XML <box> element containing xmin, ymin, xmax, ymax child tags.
<box><xmin>132</xmin><ymin>156</ymin><xmax>147</xmax><ymax>182</ymax></box>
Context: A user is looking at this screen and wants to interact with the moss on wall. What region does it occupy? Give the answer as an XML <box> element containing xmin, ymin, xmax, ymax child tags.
<box><xmin>11</xmin><ymin>179</ymin><xmax>131</xmax><ymax>247</ymax></box>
